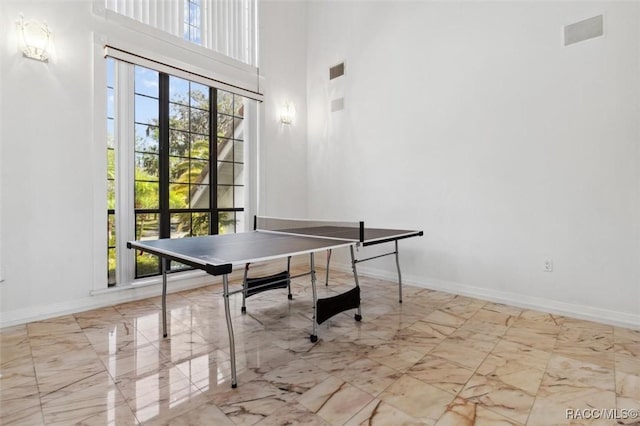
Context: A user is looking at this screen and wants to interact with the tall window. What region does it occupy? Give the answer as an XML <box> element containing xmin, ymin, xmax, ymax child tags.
<box><xmin>107</xmin><ymin>58</ymin><xmax>249</xmax><ymax>285</ymax></box>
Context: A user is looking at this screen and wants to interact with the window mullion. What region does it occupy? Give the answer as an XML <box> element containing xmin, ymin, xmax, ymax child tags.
<box><xmin>211</xmin><ymin>87</ymin><xmax>218</xmax><ymax>234</ymax></box>
<box><xmin>159</xmin><ymin>73</ymin><xmax>171</xmax><ymax>240</ymax></box>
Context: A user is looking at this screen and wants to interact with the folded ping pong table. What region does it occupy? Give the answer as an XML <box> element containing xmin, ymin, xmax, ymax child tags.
<box><xmin>127</xmin><ymin>216</ymin><xmax>422</xmax><ymax>388</ymax></box>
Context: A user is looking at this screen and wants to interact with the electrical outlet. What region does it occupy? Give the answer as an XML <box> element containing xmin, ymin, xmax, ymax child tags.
<box><xmin>543</xmin><ymin>259</ymin><xmax>553</xmax><ymax>272</ymax></box>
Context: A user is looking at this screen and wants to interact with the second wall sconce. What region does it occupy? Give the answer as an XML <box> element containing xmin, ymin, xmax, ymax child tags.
<box><xmin>280</xmin><ymin>102</ymin><xmax>295</xmax><ymax>125</ymax></box>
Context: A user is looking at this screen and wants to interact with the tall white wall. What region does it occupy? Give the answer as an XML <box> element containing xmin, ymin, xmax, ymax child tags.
<box><xmin>258</xmin><ymin>1</ymin><xmax>309</xmax><ymax>218</ymax></box>
<box><xmin>305</xmin><ymin>1</ymin><xmax>640</xmax><ymax>327</ymax></box>
<box><xmin>0</xmin><ymin>0</ymin><xmax>4</xmax><ymax>285</ymax></box>
<box><xmin>1</xmin><ymin>1</ymin><xmax>99</xmax><ymax>324</ymax></box>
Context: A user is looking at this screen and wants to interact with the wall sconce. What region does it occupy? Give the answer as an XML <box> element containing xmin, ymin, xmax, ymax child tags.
<box><xmin>17</xmin><ymin>15</ymin><xmax>52</xmax><ymax>62</ymax></box>
<box><xmin>280</xmin><ymin>102</ymin><xmax>295</xmax><ymax>125</ymax></box>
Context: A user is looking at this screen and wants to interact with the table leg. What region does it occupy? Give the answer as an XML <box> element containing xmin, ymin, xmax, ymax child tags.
<box><xmin>349</xmin><ymin>246</ymin><xmax>362</xmax><ymax>321</ymax></box>
<box><xmin>325</xmin><ymin>249</ymin><xmax>332</xmax><ymax>286</ymax></box>
<box><xmin>241</xmin><ymin>263</ymin><xmax>249</xmax><ymax>313</ymax></box>
<box><xmin>395</xmin><ymin>240</ymin><xmax>403</xmax><ymax>303</ymax></box>
<box><xmin>287</xmin><ymin>256</ymin><xmax>293</xmax><ymax>299</ymax></box>
<box><xmin>222</xmin><ymin>274</ymin><xmax>237</xmax><ymax>388</ymax></box>
<box><xmin>310</xmin><ymin>252</ymin><xmax>318</xmax><ymax>342</ymax></box>
<box><xmin>161</xmin><ymin>257</ymin><xmax>168</xmax><ymax>338</ymax></box>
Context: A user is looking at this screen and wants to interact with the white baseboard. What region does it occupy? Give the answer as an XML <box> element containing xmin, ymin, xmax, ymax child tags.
<box><xmin>4</xmin><ymin>258</ymin><xmax>637</xmax><ymax>331</ymax></box>
<box><xmin>0</xmin><ymin>262</ymin><xmax>291</xmax><ymax>329</ymax></box>
<box><xmin>331</xmin><ymin>262</ymin><xmax>640</xmax><ymax>330</ymax></box>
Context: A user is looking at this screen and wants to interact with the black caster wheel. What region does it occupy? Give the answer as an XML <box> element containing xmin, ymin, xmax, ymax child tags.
<box><xmin>355</xmin><ymin>314</ymin><xmax>362</xmax><ymax>322</ymax></box>
<box><xmin>310</xmin><ymin>334</ymin><xmax>318</xmax><ymax>343</ymax></box>
<box><xmin>241</xmin><ymin>306</ymin><xmax>246</xmax><ymax>314</ymax></box>
<box><xmin>288</xmin><ymin>294</ymin><xmax>293</xmax><ymax>300</ymax></box>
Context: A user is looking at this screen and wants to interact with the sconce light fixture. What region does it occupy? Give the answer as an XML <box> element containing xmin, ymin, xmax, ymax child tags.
<box><xmin>280</xmin><ymin>102</ymin><xmax>295</xmax><ymax>125</ymax></box>
<box><xmin>17</xmin><ymin>15</ymin><xmax>52</xmax><ymax>62</ymax></box>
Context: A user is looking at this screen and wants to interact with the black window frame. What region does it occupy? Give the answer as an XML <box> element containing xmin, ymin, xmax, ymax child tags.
<box><xmin>132</xmin><ymin>69</ymin><xmax>245</xmax><ymax>279</ymax></box>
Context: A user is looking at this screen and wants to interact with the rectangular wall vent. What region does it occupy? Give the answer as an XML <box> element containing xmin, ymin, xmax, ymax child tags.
<box><xmin>330</xmin><ymin>63</ymin><xmax>345</xmax><ymax>80</ymax></box>
<box><xmin>564</xmin><ymin>15</ymin><xmax>603</xmax><ymax>46</ymax></box>
<box><xmin>331</xmin><ymin>98</ymin><xmax>345</xmax><ymax>112</ymax></box>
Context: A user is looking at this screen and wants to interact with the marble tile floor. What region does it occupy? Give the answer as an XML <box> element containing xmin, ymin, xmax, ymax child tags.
<box><xmin>1</xmin><ymin>269</ymin><xmax>639</xmax><ymax>425</ymax></box>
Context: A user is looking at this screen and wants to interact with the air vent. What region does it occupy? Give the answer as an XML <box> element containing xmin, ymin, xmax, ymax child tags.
<box><xmin>564</xmin><ymin>15</ymin><xmax>603</xmax><ymax>46</ymax></box>
<box><xmin>330</xmin><ymin>62</ymin><xmax>345</xmax><ymax>80</ymax></box>
<box><xmin>331</xmin><ymin>98</ymin><xmax>345</xmax><ymax>112</ymax></box>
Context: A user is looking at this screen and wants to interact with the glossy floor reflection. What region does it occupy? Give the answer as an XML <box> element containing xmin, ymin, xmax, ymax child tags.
<box><xmin>1</xmin><ymin>269</ymin><xmax>639</xmax><ymax>425</ymax></box>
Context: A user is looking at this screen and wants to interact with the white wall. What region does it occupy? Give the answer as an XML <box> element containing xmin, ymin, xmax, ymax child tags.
<box><xmin>305</xmin><ymin>1</ymin><xmax>640</xmax><ymax>327</ymax></box>
<box><xmin>0</xmin><ymin>0</ymin><xmax>4</xmax><ymax>285</ymax></box>
<box><xmin>1</xmin><ymin>1</ymin><xmax>99</xmax><ymax>324</ymax></box>
<box><xmin>257</xmin><ymin>1</ymin><xmax>309</xmax><ymax>218</ymax></box>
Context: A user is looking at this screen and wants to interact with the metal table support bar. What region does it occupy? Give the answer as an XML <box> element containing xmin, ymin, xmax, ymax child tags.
<box><xmin>234</xmin><ymin>271</ymin><xmax>312</xmax><ymax>298</ymax></box>
<box><xmin>222</xmin><ymin>274</ymin><xmax>237</xmax><ymax>388</ymax></box>
<box><xmin>161</xmin><ymin>258</ymin><xmax>168</xmax><ymax>337</ymax></box>
<box><xmin>394</xmin><ymin>240</ymin><xmax>403</xmax><ymax>303</ymax></box>
<box><xmin>325</xmin><ymin>240</ymin><xmax>404</xmax><ymax>302</ymax></box>
<box><xmin>350</xmin><ymin>245</ymin><xmax>363</xmax><ymax>320</ymax></box>
<box><xmin>241</xmin><ymin>256</ymin><xmax>318</xmax><ymax>313</ymax></box>
<box><xmin>310</xmin><ymin>253</ymin><xmax>319</xmax><ymax>342</ymax></box>
<box><xmin>325</xmin><ymin>249</ymin><xmax>332</xmax><ymax>286</ymax></box>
